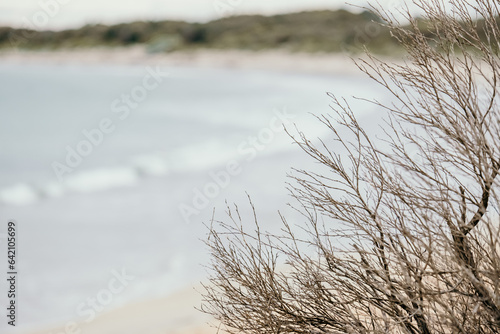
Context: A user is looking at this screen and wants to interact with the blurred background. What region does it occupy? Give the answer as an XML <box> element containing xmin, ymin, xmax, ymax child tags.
<box><xmin>0</xmin><ymin>1</ymin><xmax>403</xmax><ymax>333</ymax></box>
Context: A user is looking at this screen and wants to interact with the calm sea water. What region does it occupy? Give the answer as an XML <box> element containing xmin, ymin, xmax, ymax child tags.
<box><xmin>0</xmin><ymin>62</ymin><xmax>385</xmax><ymax>331</ymax></box>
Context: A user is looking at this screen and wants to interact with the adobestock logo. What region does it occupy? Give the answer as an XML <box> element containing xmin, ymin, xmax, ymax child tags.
<box><xmin>47</xmin><ymin>268</ymin><xmax>135</xmax><ymax>334</ymax></box>
<box><xmin>9</xmin><ymin>0</ymin><xmax>74</xmax><ymax>47</ymax></box>
<box><xmin>51</xmin><ymin>66</ymin><xmax>169</xmax><ymax>182</ymax></box>
<box><xmin>213</xmin><ymin>0</ymin><xmax>244</xmax><ymax>16</ymax></box>
<box><xmin>179</xmin><ymin>107</ymin><xmax>295</xmax><ymax>223</ymax></box>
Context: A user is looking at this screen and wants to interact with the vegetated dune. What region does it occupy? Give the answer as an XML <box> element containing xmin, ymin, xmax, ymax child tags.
<box><xmin>0</xmin><ymin>10</ymin><xmax>400</xmax><ymax>54</ymax></box>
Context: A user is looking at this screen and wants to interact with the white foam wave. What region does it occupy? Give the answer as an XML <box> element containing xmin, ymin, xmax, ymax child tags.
<box><xmin>0</xmin><ymin>183</ymin><xmax>39</xmax><ymax>206</ymax></box>
<box><xmin>0</xmin><ymin>136</ymin><xmax>298</xmax><ymax>207</ymax></box>
<box><xmin>0</xmin><ymin>167</ymin><xmax>140</xmax><ymax>206</ymax></box>
<box><xmin>131</xmin><ymin>154</ymin><xmax>170</xmax><ymax>176</ymax></box>
<box><xmin>65</xmin><ymin>167</ymin><xmax>139</xmax><ymax>193</ymax></box>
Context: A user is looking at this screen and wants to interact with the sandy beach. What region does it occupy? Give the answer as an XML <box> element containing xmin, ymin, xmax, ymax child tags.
<box><xmin>0</xmin><ymin>46</ymin><xmax>369</xmax><ymax>334</ymax></box>
<box><xmin>0</xmin><ymin>46</ymin><xmax>368</xmax><ymax>75</ymax></box>
<box><xmin>21</xmin><ymin>284</ymin><xmax>217</xmax><ymax>334</ymax></box>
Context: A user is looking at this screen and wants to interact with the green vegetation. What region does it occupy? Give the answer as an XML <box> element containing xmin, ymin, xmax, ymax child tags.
<box><xmin>0</xmin><ymin>10</ymin><xmax>402</xmax><ymax>54</ymax></box>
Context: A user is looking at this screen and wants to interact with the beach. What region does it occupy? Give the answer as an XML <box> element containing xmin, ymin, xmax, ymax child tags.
<box><xmin>0</xmin><ymin>47</ymin><xmax>385</xmax><ymax>334</ymax></box>
<box><xmin>0</xmin><ymin>46</ymin><xmax>365</xmax><ymax>75</ymax></box>
<box><xmin>21</xmin><ymin>284</ymin><xmax>216</xmax><ymax>334</ymax></box>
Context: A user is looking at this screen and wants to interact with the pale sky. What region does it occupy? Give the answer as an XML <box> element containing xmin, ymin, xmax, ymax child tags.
<box><xmin>0</xmin><ymin>0</ymin><xmax>405</xmax><ymax>30</ymax></box>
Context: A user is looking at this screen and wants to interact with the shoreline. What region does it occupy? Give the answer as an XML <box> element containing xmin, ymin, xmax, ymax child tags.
<box><xmin>2</xmin><ymin>46</ymin><xmax>387</xmax><ymax>334</ymax></box>
<box><xmin>19</xmin><ymin>284</ymin><xmax>216</xmax><ymax>334</ymax></box>
<box><xmin>0</xmin><ymin>46</ymin><xmax>371</xmax><ymax>75</ymax></box>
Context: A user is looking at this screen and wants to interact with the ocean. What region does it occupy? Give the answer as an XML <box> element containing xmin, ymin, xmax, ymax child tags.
<box><xmin>0</xmin><ymin>62</ymin><xmax>385</xmax><ymax>331</ymax></box>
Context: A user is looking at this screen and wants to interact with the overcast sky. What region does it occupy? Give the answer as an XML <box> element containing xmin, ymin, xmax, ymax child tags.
<box><xmin>0</xmin><ymin>0</ymin><xmax>405</xmax><ymax>30</ymax></box>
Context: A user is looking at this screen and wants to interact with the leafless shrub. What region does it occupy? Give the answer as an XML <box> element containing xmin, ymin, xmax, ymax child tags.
<box><xmin>201</xmin><ymin>1</ymin><xmax>500</xmax><ymax>333</ymax></box>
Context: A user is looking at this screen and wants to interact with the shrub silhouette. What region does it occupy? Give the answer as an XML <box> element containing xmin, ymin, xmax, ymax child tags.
<box><xmin>201</xmin><ymin>1</ymin><xmax>500</xmax><ymax>333</ymax></box>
